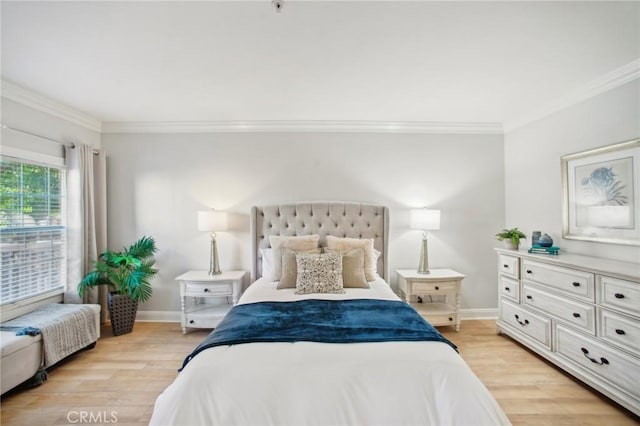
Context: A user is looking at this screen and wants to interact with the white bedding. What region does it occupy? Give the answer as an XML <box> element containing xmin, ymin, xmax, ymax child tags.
<box><xmin>150</xmin><ymin>279</ymin><xmax>510</xmax><ymax>426</ymax></box>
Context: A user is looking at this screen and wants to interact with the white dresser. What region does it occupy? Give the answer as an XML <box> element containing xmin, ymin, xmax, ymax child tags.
<box><xmin>495</xmin><ymin>249</ymin><xmax>640</xmax><ymax>415</ymax></box>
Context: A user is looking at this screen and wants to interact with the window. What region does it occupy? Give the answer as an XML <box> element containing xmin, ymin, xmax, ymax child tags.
<box><xmin>0</xmin><ymin>156</ymin><xmax>66</xmax><ymax>305</ymax></box>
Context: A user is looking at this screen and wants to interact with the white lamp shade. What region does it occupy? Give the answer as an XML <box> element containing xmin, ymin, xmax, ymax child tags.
<box><xmin>197</xmin><ymin>210</ymin><xmax>228</xmax><ymax>232</ymax></box>
<box><xmin>410</xmin><ymin>209</ymin><xmax>441</xmax><ymax>231</ymax></box>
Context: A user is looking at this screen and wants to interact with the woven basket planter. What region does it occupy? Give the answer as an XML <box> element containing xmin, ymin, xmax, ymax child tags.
<box><xmin>108</xmin><ymin>292</ymin><xmax>138</xmax><ymax>336</ymax></box>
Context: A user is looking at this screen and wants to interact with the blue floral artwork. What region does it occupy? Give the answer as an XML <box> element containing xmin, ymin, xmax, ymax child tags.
<box><xmin>574</xmin><ymin>157</ymin><xmax>634</xmax><ymax>229</ymax></box>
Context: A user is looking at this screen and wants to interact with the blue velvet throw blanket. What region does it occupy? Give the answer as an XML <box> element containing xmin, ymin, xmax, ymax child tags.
<box><xmin>181</xmin><ymin>299</ymin><xmax>457</xmax><ymax>370</ymax></box>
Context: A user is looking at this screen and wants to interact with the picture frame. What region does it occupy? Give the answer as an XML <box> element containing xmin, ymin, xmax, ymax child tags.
<box><xmin>562</xmin><ymin>139</ymin><xmax>640</xmax><ymax>246</ymax></box>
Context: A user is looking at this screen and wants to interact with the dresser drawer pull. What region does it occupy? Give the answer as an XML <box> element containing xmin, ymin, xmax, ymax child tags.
<box><xmin>614</xmin><ymin>293</ymin><xmax>625</xmax><ymax>299</ymax></box>
<box><xmin>448</xmin><ymin>317</ymin><xmax>453</xmax><ymax>322</ymax></box>
<box><xmin>526</xmin><ymin>269</ymin><xmax>532</xmax><ymax>274</ymax></box>
<box><xmin>581</xmin><ymin>347</ymin><xmax>609</xmax><ymax>366</ymax></box>
<box><xmin>189</xmin><ymin>320</ymin><xmax>195</xmax><ymax>324</ymax></box>
<box><xmin>504</xmin><ymin>286</ymin><xmax>510</xmax><ymax>292</ymax></box>
<box><xmin>514</xmin><ymin>314</ymin><xmax>529</xmax><ymax>326</ymax></box>
<box><xmin>526</xmin><ymin>295</ymin><xmax>532</xmax><ymax>300</ymax></box>
<box><xmin>204</xmin><ymin>288</ymin><xmax>210</xmax><ymax>293</ymax></box>
<box><xmin>503</xmin><ymin>264</ymin><xmax>509</xmax><ymax>268</ymax></box>
<box><xmin>435</xmin><ymin>286</ymin><xmax>439</xmax><ymax>290</ymax></box>
<box><xmin>572</xmin><ymin>312</ymin><xmax>581</xmax><ymax>318</ymax></box>
<box><xmin>572</xmin><ymin>282</ymin><xmax>580</xmax><ymax>287</ymax></box>
<box><xmin>615</xmin><ymin>329</ymin><xmax>626</xmax><ymax>335</ymax></box>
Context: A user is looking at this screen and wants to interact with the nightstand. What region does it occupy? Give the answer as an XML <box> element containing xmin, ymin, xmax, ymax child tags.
<box><xmin>396</xmin><ymin>269</ymin><xmax>466</xmax><ymax>331</ymax></box>
<box><xmin>176</xmin><ymin>270</ymin><xmax>245</xmax><ymax>334</ymax></box>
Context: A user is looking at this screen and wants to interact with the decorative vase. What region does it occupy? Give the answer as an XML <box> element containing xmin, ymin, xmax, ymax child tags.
<box><xmin>538</xmin><ymin>234</ymin><xmax>553</xmax><ymax>247</ymax></box>
<box><xmin>108</xmin><ymin>292</ymin><xmax>138</xmax><ymax>336</ymax></box>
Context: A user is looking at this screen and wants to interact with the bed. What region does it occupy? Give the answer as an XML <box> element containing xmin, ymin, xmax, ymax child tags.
<box><xmin>150</xmin><ymin>202</ymin><xmax>510</xmax><ymax>425</ymax></box>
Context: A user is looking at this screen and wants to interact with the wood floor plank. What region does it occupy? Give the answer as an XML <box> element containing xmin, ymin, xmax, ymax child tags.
<box><xmin>1</xmin><ymin>320</ymin><xmax>637</xmax><ymax>426</ymax></box>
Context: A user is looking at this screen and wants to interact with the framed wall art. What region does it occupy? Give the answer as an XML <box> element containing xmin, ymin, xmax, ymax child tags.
<box><xmin>562</xmin><ymin>139</ymin><xmax>640</xmax><ymax>246</ymax></box>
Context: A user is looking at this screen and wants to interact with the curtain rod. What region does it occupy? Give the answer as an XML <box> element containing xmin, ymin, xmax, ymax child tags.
<box><xmin>1</xmin><ymin>124</ymin><xmax>100</xmax><ymax>155</ymax></box>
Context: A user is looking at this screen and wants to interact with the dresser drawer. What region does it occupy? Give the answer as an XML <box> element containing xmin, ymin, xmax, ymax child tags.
<box><xmin>597</xmin><ymin>276</ymin><xmax>640</xmax><ymax>317</ymax></box>
<box><xmin>523</xmin><ymin>285</ymin><xmax>595</xmax><ymax>335</ymax></box>
<box><xmin>522</xmin><ymin>260</ymin><xmax>594</xmax><ymax>301</ymax></box>
<box><xmin>500</xmin><ymin>299</ymin><xmax>550</xmax><ymax>347</ymax></box>
<box><xmin>598</xmin><ymin>308</ymin><xmax>640</xmax><ymax>354</ymax></box>
<box><xmin>499</xmin><ymin>276</ymin><xmax>520</xmax><ymax>303</ymax></box>
<box><xmin>498</xmin><ymin>254</ymin><xmax>519</xmax><ymax>279</ymax></box>
<box><xmin>411</xmin><ymin>281</ymin><xmax>457</xmax><ymax>295</ymax></box>
<box><xmin>555</xmin><ymin>325</ymin><xmax>640</xmax><ymax>398</ymax></box>
<box><xmin>185</xmin><ymin>282</ymin><xmax>233</xmax><ymax>297</ymax></box>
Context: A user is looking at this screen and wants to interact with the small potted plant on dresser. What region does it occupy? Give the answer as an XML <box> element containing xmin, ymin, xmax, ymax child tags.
<box><xmin>495</xmin><ymin>227</ymin><xmax>526</xmax><ymax>250</ymax></box>
<box><xmin>78</xmin><ymin>236</ymin><xmax>158</xmax><ymax>335</ymax></box>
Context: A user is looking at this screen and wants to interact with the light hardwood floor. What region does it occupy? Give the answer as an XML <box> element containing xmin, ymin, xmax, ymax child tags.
<box><xmin>1</xmin><ymin>320</ymin><xmax>637</xmax><ymax>425</ymax></box>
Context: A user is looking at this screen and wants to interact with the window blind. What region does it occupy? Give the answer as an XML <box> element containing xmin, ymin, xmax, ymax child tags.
<box><xmin>0</xmin><ymin>156</ymin><xmax>66</xmax><ymax>305</ymax></box>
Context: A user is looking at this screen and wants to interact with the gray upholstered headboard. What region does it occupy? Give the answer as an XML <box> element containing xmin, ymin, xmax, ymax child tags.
<box><xmin>250</xmin><ymin>202</ymin><xmax>389</xmax><ymax>283</ymax></box>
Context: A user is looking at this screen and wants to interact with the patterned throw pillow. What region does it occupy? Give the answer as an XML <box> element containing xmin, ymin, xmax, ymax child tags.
<box><xmin>295</xmin><ymin>250</ymin><xmax>345</xmax><ymax>294</ymax></box>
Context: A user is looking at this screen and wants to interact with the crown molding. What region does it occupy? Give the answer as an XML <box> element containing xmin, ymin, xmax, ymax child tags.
<box><xmin>101</xmin><ymin>120</ymin><xmax>503</xmax><ymax>134</ymax></box>
<box><xmin>1</xmin><ymin>80</ymin><xmax>102</xmax><ymax>133</ymax></box>
<box><xmin>504</xmin><ymin>58</ymin><xmax>640</xmax><ymax>133</ymax></box>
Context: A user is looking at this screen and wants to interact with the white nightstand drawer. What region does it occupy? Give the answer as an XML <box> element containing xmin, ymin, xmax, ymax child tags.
<box><xmin>522</xmin><ymin>260</ymin><xmax>594</xmax><ymax>301</ymax></box>
<box><xmin>498</xmin><ymin>254</ymin><xmax>519</xmax><ymax>279</ymax></box>
<box><xmin>185</xmin><ymin>282</ymin><xmax>233</xmax><ymax>296</ymax></box>
<box><xmin>597</xmin><ymin>276</ymin><xmax>640</xmax><ymax>317</ymax></box>
<box><xmin>412</xmin><ymin>281</ymin><xmax>457</xmax><ymax>295</ymax></box>
<box><xmin>598</xmin><ymin>308</ymin><xmax>640</xmax><ymax>354</ymax></box>
<box><xmin>555</xmin><ymin>325</ymin><xmax>640</xmax><ymax>398</ymax></box>
<box><xmin>499</xmin><ymin>275</ymin><xmax>520</xmax><ymax>303</ymax></box>
<box><xmin>184</xmin><ymin>314</ymin><xmax>224</xmax><ymax>329</ymax></box>
<box><xmin>500</xmin><ymin>299</ymin><xmax>550</xmax><ymax>347</ymax></box>
<box><xmin>523</xmin><ymin>284</ymin><xmax>595</xmax><ymax>335</ymax></box>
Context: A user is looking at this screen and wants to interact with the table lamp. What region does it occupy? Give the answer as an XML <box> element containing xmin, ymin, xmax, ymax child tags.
<box><xmin>410</xmin><ymin>208</ymin><xmax>441</xmax><ymax>274</ymax></box>
<box><xmin>198</xmin><ymin>209</ymin><xmax>228</xmax><ymax>275</ymax></box>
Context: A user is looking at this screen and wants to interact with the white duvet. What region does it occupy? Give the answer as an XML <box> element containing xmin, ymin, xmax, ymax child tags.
<box><xmin>150</xmin><ymin>279</ymin><xmax>510</xmax><ymax>426</ymax></box>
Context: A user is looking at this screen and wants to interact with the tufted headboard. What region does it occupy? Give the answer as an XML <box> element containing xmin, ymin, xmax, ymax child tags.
<box><xmin>250</xmin><ymin>202</ymin><xmax>389</xmax><ymax>283</ymax></box>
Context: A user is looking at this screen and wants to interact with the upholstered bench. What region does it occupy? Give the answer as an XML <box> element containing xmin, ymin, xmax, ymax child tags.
<box><xmin>0</xmin><ymin>303</ymin><xmax>100</xmax><ymax>394</ymax></box>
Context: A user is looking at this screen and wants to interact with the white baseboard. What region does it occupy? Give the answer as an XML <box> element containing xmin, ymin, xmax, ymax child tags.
<box><xmin>135</xmin><ymin>310</ymin><xmax>181</xmax><ymax>323</ymax></box>
<box><xmin>460</xmin><ymin>308</ymin><xmax>498</xmax><ymax>320</ymax></box>
<box><xmin>134</xmin><ymin>308</ymin><xmax>498</xmax><ymax>323</ymax></box>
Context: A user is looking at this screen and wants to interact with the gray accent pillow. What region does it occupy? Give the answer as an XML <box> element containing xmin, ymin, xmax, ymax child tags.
<box><xmin>295</xmin><ymin>251</ymin><xmax>345</xmax><ymax>294</ymax></box>
<box><xmin>342</xmin><ymin>249</ymin><xmax>370</xmax><ymax>288</ymax></box>
<box><xmin>277</xmin><ymin>248</ymin><xmax>321</xmax><ymax>289</ymax></box>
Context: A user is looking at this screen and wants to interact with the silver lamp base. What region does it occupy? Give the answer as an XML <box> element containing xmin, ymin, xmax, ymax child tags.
<box><xmin>209</xmin><ymin>233</ymin><xmax>221</xmax><ymax>275</ymax></box>
<box><xmin>417</xmin><ymin>235</ymin><xmax>430</xmax><ymax>274</ymax></box>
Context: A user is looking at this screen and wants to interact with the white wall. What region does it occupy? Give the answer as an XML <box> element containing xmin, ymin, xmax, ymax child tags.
<box><xmin>101</xmin><ymin>132</ymin><xmax>505</xmax><ymax>315</ymax></box>
<box><xmin>504</xmin><ymin>80</ymin><xmax>640</xmax><ymax>263</ymax></box>
<box><xmin>1</xmin><ymin>98</ymin><xmax>101</xmax><ymax>152</ymax></box>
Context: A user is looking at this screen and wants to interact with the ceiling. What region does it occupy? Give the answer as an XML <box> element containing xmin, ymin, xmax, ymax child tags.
<box><xmin>1</xmin><ymin>1</ymin><xmax>639</xmax><ymax>130</ymax></box>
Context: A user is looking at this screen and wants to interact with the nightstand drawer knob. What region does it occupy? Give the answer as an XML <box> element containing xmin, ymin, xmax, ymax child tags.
<box><xmin>615</xmin><ymin>329</ymin><xmax>626</xmax><ymax>335</ymax></box>
<box><xmin>504</xmin><ymin>286</ymin><xmax>510</xmax><ymax>292</ymax></box>
<box><xmin>572</xmin><ymin>282</ymin><xmax>580</xmax><ymax>287</ymax></box>
<box><xmin>526</xmin><ymin>295</ymin><xmax>532</xmax><ymax>300</ymax></box>
<box><xmin>572</xmin><ymin>312</ymin><xmax>581</xmax><ymax>318</ymax></box>
<box><xmin>526</xmin><ymin>269</ymin><xmax>532</xmax><ymax>274</ymax></box>
<box><xmin>204</xmin><ymin>288</ymin><xmax>210</xmax><ymax>293</ymax></box>
<box><xmin>503</xmin><ymin>264</ymin><xmax>509</xmax><ymax>268</ymax></box>
<box><xmin>189</xmin><ymin>320</ymin><xmax>195</xmax><ymax>324</ymax></box>
<box><xmin>435</xmin><ymin>286</ymin><xmax>439</xmax><ymax>290</ymax></box>
<box><xmin>614</xmin><ymin>293</ymin><xmax>625</xmax><ymax>299</ymax></box>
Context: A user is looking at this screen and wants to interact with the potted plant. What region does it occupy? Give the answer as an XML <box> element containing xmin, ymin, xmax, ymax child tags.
<box><xmin>78</xmin><ymin>236</ymin><xmax>158</xmax><ymax>335</ymax></box>
<box><xmin>495</xmin><ymin>227</ymin><xmax>526</xmax><ymax>250</ymax></box>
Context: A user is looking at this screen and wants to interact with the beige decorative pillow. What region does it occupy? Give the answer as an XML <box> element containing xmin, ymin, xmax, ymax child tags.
<box><xmin>268</xmin><ymin>235</ymin><xmax>320</xmax><ymax>281</ymax></box>
<box><xmin>341</xmin><ymin>249</ymin><xmax>369</xmax><ymax>288</ymax></box>
<box><xmin>278</xmin><ymin>248</ymin><xmax>321</xmax><ymax>289</ymax></box>
<box><xmin>326</xmin><ymin>236</ymin><xmax>377</xmax><ymax>281</ymax></box>
<box><xmin>295</xmin><ymin>251</ymin><xmax>345</xmax><ymax>294</ymax></box>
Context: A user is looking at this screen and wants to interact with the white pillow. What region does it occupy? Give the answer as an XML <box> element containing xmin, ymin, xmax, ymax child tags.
<box><xmin>260</xmin><ymin>248</ymin><xmax>274</xmax><ymax>280</ymax></box>
<box><xmin>326</xmin><ymin>236</ymin><xmax>377</xmax><ymax>282</ymax></box>
<box><xmin>268</xmin><ymin>234</ymin><xmax>320</xmax><ymax>281</ymax></box>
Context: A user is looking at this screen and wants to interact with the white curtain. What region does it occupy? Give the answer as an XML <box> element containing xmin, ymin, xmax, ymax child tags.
<box><xmin>65</xmin><ymin>144</ymin><xmax>108</xmax><ymax>322</ymax></box>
